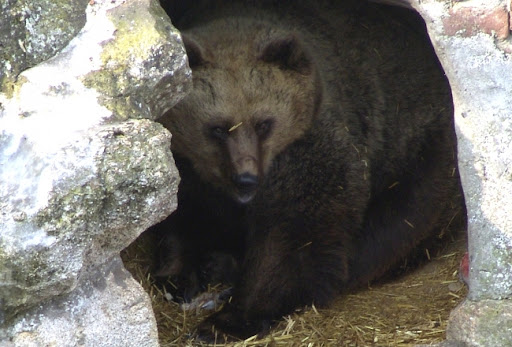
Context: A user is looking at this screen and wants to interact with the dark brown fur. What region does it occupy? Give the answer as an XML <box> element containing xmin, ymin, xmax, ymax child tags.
<box><xmin>154</xmin><ymin>0</ymin><xmax>465</xmax><ymax>341</ymax></box>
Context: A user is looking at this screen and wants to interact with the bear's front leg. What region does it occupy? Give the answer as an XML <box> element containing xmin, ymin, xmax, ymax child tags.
<box><xmin>195</xmin><ymin>220</ymin><xmax>351</xmax><ymax>341</ymax></box>
<box><xmin>195</xmin><ymin>302</ymin><xmax>271</xmax><ymax>343</ymax></box>
<box><xmin>152</xmin><ymin>211</ymin><xmax>242</xmax><ymax>303</ymax></box>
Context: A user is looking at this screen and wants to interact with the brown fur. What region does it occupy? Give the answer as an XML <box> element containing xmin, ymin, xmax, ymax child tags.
<box><xmin>154</xmin><ymin>0</ymin><xmax>466</xmax><ymax>341</ymax></box>
<box><xmin>158</xmin><ymin>24</ymin><xmax>320</xmax><ymax>202</ymax></box>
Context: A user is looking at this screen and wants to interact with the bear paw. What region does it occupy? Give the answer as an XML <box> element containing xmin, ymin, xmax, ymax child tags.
<box><xmin>194</xmin><ymin>304</ymin><xmax>271</xmax><ymax>343</ymax></box>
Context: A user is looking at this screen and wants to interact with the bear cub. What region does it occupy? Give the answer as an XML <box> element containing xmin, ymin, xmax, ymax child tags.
<box><xmin>153</xmin><ymin>0</ymin><xmax>465</xmax><ymax>342</ymax></box>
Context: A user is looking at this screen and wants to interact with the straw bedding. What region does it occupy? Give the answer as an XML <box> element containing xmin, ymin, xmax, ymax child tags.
<box><xmin>122</xmin><ymin>229</ymin><xmax>467</xmax><ymax>346</ymax></box>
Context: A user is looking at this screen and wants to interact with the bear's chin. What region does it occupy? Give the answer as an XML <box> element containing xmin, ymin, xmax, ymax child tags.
<box><xmin>234</xmin><ymin>191</ymin><xmax>256</xmax><ymax>204</ymax></box>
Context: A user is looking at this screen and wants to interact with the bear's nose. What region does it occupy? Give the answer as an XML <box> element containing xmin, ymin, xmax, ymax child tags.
<box><xmin>233</xmin><ymin>172</ymin><xmax>259</xmax><ymax>192</ymax></box>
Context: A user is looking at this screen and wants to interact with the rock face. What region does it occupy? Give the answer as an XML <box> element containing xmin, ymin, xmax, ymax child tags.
<box><xmin>6</xmin><ymin>258</ymin><xmax>158</xmax><ymax>347</ymax></box>
<box><xmin>448</xmin><ymin>299</ymin><xmax>512</xmax><ymax>346</ymax></box>
<box><xmin>0</xmin><ymin>0</ymin><xmax>88</xmax><ymax>94</ymax></box>
<box><xmin>405</xmin><ymin>0</ymin><xmax>512</xmax><ymax>346</ymax></box>
<box><xmin>0</xmin><ymin>0</ymin><xmax>190</xmax><ymax>345</ymax></box>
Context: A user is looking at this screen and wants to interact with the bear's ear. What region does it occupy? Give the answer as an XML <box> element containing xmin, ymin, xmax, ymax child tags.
<box><xmin>182</xmin><ymin>34</ymin><xmax>207</xmax><ymax>67</ymax></box>
<box><xmin>258</xmin><ymin>34</ymin><xmax>312</xmax><ymax>74</ymax></box>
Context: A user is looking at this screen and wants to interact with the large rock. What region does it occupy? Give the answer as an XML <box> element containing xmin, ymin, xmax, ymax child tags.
<box><xmin>406</xmin><ymin>0</ymin><xmax>512</xmax><ymax>345</ymax></box>
<box><xmin>5</xmin><ymin>258</ymin><xmax>158</xmax><ymax>347</ymax></box>
<box><xmin>376</xmin><ymin>0</ymin><xmax>512</xmax><ymax>345</ymax></box>
<box><xmin>447</xmin><ymin>299</ymin><xmax>512</xmax><ymax>346</ymax></box>
<box><xmin>0</xmin><ymin>0</ymin><xmax>190</xmax><ymax>345</ymax></box>
<box><xmin>0</xmin><ymin>0</ymin><xmax>87</xmax><ymax>95</ymax></box>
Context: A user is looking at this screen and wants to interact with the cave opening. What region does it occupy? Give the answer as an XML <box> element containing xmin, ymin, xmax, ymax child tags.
<box><xmin>122</xmin><ymin>1</ymin><xmax>468</xmax><ymax>345</ymax></box>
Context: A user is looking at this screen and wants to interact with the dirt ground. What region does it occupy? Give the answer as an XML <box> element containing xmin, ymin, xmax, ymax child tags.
<box><xmin>122</xmin><ymin>229</ymin><xmax>467</xmax><ymax>347</ymax></box>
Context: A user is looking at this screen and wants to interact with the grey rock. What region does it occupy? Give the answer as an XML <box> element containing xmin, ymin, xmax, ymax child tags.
<box><xmin>414</xmin><ymin>0</ymin><xmax>512</xmax><ymax>303</ymax></box>
<box><xmin>3</xmin><ymin>257</ymin><xmax>158</xmax><ymax>347</ymax></box>
<box><xmin>0</xmin><ymin>0</ymin><xmax>189</xmax><ymax>345</ymax></box>
<box><xmin>411</xmin><ymin>0</ymin><xmax>512</xmax><ymax>345</ymax></box>
<box><xmin>83</xmin><ymin>0</ymin><xmax>191</xmax><ymax>120</ymax></box>
<box><xmin>0</xmin><ymin>0</ymin><xmax>87</xmax><ymax>94</ymax></box>
<box><xmin>0</xmin><ymin>119</ymin><xmax>178</xmax><ymax>318</ymax></box>
<box><xmin>447</xmin><ymin>299</ymin><xmax>512</xmax><ymax>347</ymax></box>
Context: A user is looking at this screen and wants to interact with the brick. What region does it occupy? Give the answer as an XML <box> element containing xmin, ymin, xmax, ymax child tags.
<box><xmin>442</xmin><ymin>5</ymin><xmax>510</xmax><ymax>39</ymax></box>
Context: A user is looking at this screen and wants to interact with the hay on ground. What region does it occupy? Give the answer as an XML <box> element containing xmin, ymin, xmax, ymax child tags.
<box><xmin>122</xmin><ymin>230</ymin><xmax>467</xmax><ymax>347</ymax></box>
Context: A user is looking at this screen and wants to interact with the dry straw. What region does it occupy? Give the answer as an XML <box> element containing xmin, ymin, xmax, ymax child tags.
<box><xmin>122</xmin><ymin>229</ymin><xmax>467</xmax><ymax>347</ymax></box>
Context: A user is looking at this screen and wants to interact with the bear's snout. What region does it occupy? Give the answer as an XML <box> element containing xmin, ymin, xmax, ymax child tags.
<box><xmin>233</xmin><ymin>172</ymin><xmax>258</xmax><ymax>191</ymax></box>
<box><xmin>232</xmin><ymin>172</ymin><xmax>259</xmax><ymax>204</ymax></box>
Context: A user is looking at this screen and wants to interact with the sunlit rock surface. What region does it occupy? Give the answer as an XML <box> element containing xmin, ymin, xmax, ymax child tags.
<box><xmin>0</xmin><ymin>0</ymin><xmax>190</xmax><ymax>345</ymax></box>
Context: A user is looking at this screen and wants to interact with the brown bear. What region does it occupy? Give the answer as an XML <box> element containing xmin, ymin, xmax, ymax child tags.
<box><xmin>154</xmin><ymin>0</ymin><xmax>465</xmax><ymax>342</ymax></box>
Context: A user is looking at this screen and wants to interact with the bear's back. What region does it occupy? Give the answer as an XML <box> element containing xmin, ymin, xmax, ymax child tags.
<box><xmin>167</xmin><ymin>0</ymin><xmax>455</xmax><ymax>205</ymax></box>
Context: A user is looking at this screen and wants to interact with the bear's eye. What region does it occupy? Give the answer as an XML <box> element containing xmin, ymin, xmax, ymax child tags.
<box><xmin>209</xmin><ymin>126</ymin><xmax>229</xmax><ymax>141</ymax></box>
<box><xmin>255</xmin><ymin>119</ymin><xmax>273</xmax><ymax>139</ymax></box>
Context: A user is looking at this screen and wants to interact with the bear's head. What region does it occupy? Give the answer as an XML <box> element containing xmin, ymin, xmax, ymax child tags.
<box><xmin>160</xmin><ymin>20</ymin><xmax>322</xmax><ymax>204</ymax></box>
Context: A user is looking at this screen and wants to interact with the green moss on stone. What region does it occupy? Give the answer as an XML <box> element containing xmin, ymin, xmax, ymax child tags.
<box><xmin>0</xmin><ymin>0</ymin><xmax>86</xmax><ymax>97</ymax></box>
<box><xmin>82</xmin><ymin>0</ymin><xmax>167</xmax><ymax>120</ymax></box>
<box><xmin>1</xmin><ymin>75</ymin><xmax>28</xmax><ymax>99</ymax></box>
<box><xmin>34</xmin><ymin>180</ymin><xmax>105</xmax><ymax>238</ymax></box>
<box><xmin>104</xmin><ymin>6</ymin><xmax>161</xmax><ymax>66</ymax></box>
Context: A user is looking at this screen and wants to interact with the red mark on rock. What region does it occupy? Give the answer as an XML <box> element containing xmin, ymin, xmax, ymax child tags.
<box><xmin>459</xmin><ymin>252</ymin><xmax>470</xmax><ymax>285</ymax></box>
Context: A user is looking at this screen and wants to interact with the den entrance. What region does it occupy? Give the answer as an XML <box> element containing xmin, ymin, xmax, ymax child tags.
<box><xmin>122</xmin><ymin>0</ymin><xmax>468</xmax><ymax>345</ymax></box>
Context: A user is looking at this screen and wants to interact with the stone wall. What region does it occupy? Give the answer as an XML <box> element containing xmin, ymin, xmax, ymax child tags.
<box><xmin>405</xmin><ymin>0</ymin><xmax>512</xmax><ymax>345</ymax></box>
<box><xmin>376</xmin><ymin>1</ymin><xmax>512</xmax><ymax>344</ymax></box>
<box><xmin>0</xmin><ymin>0</ymin><xmax>190</xmax><ymax>345</ymax></box>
